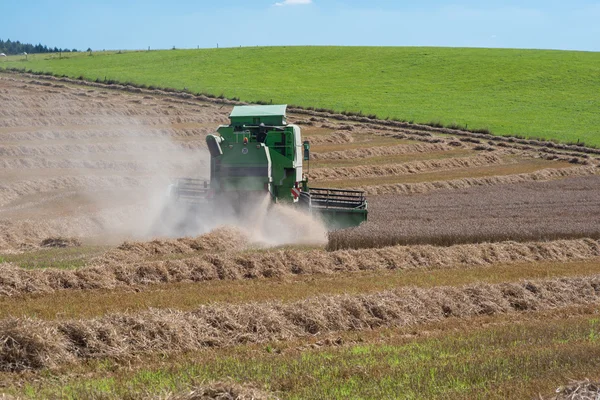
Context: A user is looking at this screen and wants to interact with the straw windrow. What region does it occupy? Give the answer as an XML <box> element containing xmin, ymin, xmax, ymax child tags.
<box><xmin>310</xmin><ymin>154</ymin><xmax>504</xmax><ymax>180</ymax></box>
<box><xmin>1</xmin><ymin>275</ymin><xmax>599</xmax><ymax>371</ymax></box>
<box><xmin>1</xmin><ymin>238</ymin><xmax>599</xmax><ymax>297</ymax></box>
<box><xmin>354</xmin><ymin>166</ymin><xmax>598</xmax><ymax>195</ymax></box>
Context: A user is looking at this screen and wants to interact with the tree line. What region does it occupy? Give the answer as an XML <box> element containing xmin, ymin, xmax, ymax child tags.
<box><xmin>0</xmin><ymin>38</ymin><xmax>78</xmax><ymax>55</ymax></box>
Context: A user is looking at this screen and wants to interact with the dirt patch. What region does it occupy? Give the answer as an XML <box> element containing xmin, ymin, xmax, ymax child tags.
<box><xmin>289</xmin><ymin>107</ymin><xmax>600</xmax><ymax>157</ymax></box>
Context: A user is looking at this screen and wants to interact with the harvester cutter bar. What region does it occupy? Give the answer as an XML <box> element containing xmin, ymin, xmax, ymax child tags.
<box><xmin>307</xmin><ymin>187</ymin><xmax>367</xmax><ymax>210</ymax></box>
<box><xmin>172</xmin><ymin>178</ymin><xmax>210</xmax><ymax>203</ymax></box>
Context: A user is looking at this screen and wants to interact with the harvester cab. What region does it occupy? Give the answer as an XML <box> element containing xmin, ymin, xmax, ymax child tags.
<box><xmin>210</xmin><ymin>105</ymin><xmax>302</xmax><ymax>205</ymax></box>
<box><xmin>166</xmin><ymin>105</ymin><xmax>367</xmax><ymax>230</ymax></box>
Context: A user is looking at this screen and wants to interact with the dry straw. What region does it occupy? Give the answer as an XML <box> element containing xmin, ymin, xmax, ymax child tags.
<box><xmin>0</xmin><ymin>176</ymin><xmax>151</xmax><ymax>207</ymax></box>
<box><xmin>328</xmin><ymin>230</ymin><xmax>600</xmax><ymax>251</ymax></box>
<box><xmin>40</xmin><ymin>237</ymin><xmax>81</xmax><ymax>248</ymax></box>
<box><xmin>1</xmin><ymin>238</ymin><xmax>599</xmax><ymax>297</ymax></box>
<box><xmin>311</xmin><ymin>143</ymin><xmax>453</xmax><ymax>160</ymax></box>
<box><xmin>113</xmin><ymin>226</ymin><xmax>248</xmax><ymax>260</ymax></box>
<box><xmin>1</xmin><ymin>275</ymin><xmax>599</xmax><ymax>371</ymax></box>
<box><xmin>0</xmin><ymin>141</ymin><xmax>202</xmax><ymax>157</ymax></box>
<box><xmin>310</xmin><ymin>154</ymin><xmax>504</xmax><ymax>181</ymax></box>
<box><xmin>158</xmin><ymin>382</ymin><xmax>277</xmax><ymax>400</ymax></box>
<box><xmin>0</xmin><ymin>157</ymin><xmax>197</xmax><ymax>173</ymax></box>
<box><xmin>547</xmin><ymin>380</ymin><xmax>600</xmax><ymax>400</ymax></box>
<box><xmin>354</xmin><ymin>166</ymin><xmax>598</xmax><ymax>195</ymax></box>
<box><xmin>303</xmin><ymin>130</ymin><xmax>354</xmax><ymax>145</ymax></box>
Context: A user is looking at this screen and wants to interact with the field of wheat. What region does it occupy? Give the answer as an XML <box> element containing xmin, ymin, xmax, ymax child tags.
<box><xmin>0</xmin><ymin>72</ymin><xmax>599</xmax><ymax>399</ymax></box>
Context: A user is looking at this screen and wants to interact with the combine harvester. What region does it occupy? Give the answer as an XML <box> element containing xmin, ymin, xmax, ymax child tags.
<box><xmin>166</xmin><ymin>105</ymin><xmax>367</xmax><ymax>230</ymax></box>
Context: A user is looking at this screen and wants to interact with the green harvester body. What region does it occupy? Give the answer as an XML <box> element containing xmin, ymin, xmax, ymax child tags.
<box><xmin>174</xmin><ymin>105</ymin><xmax>368</xmax><ymax>229</ymax></box>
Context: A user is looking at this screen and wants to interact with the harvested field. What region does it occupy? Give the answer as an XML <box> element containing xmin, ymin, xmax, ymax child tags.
<box><xmin>311</xmin><ymin>142</ymin><xmax>454</xmax><ymax>160</ymax></box>
<box><xmin>113</xmin><ymin>226</ymin><xmax>248</xmax><ymax>258</ymax></box>
<box><xmin>2</xmin><ymin>275</ymin><xmax>600</xmax><ymax>371</ymax></box>
<box><xmin>1</xmin><ymin>72</ymin><xmax>600</xmax><ymax>398</ymax></box>
<box><xmin>329</xmin><ymin>175</ymin><xmax>600</xmax><ymax>249</ymax></box>
<box><xmin>309</xmin><ymin>136</ymin><xmax>420</xmax><ymax>154</ymax></box>
<box><xmin>303</xmin><ymin>129</ymin><xmax>353</xmax><ymax>145</ymax></box>
<box><xmin>350</xmin><ymin>165</ymin><xmax>598</xmax><ymax>195</ymax></box>
<box><xmin>0</xmin><ymin>76</ymin><xmax>219</xmax><ymax>253</ymax></box>
<box><xmin>3</xmin><ymin>308</ymin><xmax>599</xmax><ymax>399</ymax></box>
<box><xmin>3</xmin><ymin>259</ymin><xmax>600</xmax><ymax>320</ymax></box>
<box><xmin>0</xmin><ymin>141</ymin><xmax>204</xmax><ymax>157</ymax></box>
<box><xmin>311</xmin><ymin>149</ymin><xmax>476</xmax><ymax>169</ymax></box>
<box><xmin>0</xmin><ymin>176</ymin><xmax>151</xmax><ymax>207</ymax></box>
<box><xmin>1</xmin><ymin>238</ymin><xmax>599</xmax><ymax>297</ymax></box>
<box><xmin>309</xmin><ymin>153</ymin><xmax>505</xmax><ymax>180</ymax></box>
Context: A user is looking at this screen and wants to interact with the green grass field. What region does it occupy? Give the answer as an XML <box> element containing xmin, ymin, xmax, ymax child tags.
<box><xmin>2</xmin><ymin>47</ymin><xmax>599</xmax><ymax>146</ymax></box>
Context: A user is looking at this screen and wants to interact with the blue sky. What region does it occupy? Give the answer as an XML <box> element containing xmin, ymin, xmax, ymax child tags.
<box><xmin>2</xmin><ymin>0</ymin><xmax>599</xmax><ymax>51</ymax></box>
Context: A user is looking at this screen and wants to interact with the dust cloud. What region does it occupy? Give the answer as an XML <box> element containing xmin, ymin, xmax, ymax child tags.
<box><xmin>0</xmin><ymin>78</ymin><xmax>327</xmax><ymax>251</ymax></box>
<box><xmin>153</xmin><ymin>191</ymin><xmax>327</xmax><ymax>248</ymax></box>
<box><xmin>65</xmin><ymin>125</ymin><xmax>327</xmax><ymax>248</ymax></box>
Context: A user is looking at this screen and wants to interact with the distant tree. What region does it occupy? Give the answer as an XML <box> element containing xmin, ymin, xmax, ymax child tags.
<box><xmin>0</xmin><ymin>38</ymin><xmax>76</xmax><ymax>55</ymax></box>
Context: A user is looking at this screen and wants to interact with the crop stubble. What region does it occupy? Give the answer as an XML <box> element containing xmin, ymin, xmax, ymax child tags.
<box><xmin>0</xmin><ymin>237</ymin><xmax>599</xmax><ymax>297</ymax></box>
<box><xmin>1</xmin><ymin>275</ymin><xmax>599</xmax><ymax>371</ymax></box>
<box><xmin>1</xmin><ymin>72</ymin><xmax>600</xmax><ymax>397</ymax></box>
<box><xmin>329</xmin><ymin>175</ymin><xmax>600</xmax><ymax>249</ymax></box>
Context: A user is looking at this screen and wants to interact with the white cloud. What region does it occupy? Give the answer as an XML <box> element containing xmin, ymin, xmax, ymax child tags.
<box><xmin>274</xmin><ymin>0</ymin><xmax>312</xmax><ymax>6</ymax></box>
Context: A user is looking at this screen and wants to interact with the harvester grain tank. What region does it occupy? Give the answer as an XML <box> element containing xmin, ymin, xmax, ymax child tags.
<box><xmin>168</xmin><ymin>105</ymin><xmax>367</xmax><ymax>229</ymax></box>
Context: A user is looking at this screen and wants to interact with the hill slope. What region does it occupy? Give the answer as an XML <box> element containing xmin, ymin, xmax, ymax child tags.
<box><xmin>2</xmin><ymin>46</ymin><xmax>599</xmax><ymax>145</ymax></box>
